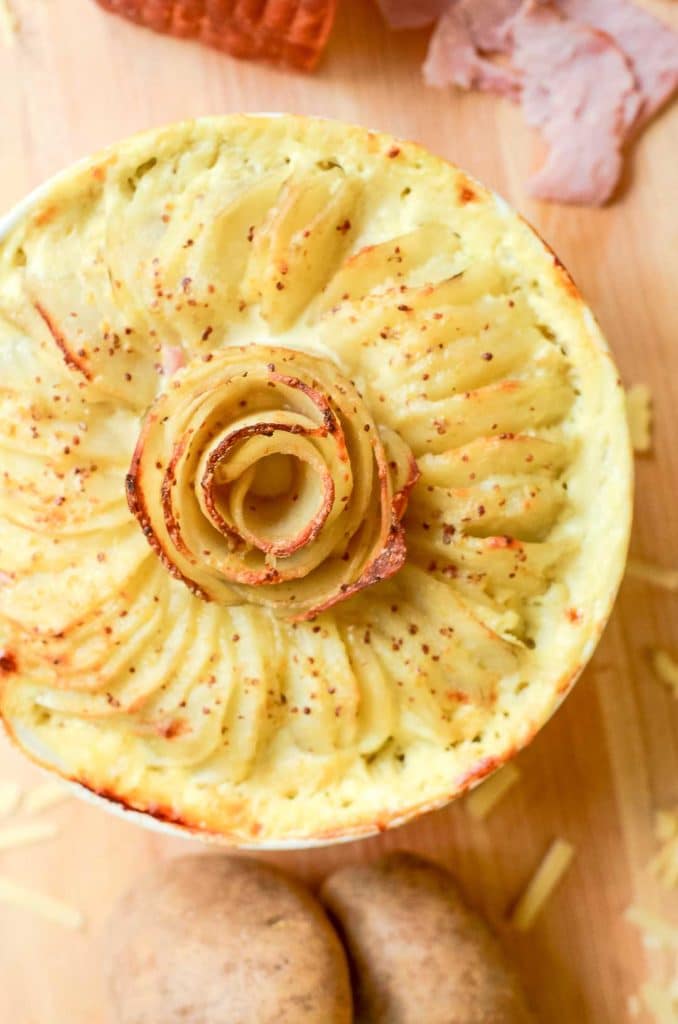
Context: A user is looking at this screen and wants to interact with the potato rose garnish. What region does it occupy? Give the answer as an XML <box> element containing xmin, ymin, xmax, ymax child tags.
<box><xmin>0</xmin><ymin>116</ymin><xmax>631</xmax><ymax>844</ymax></box>
<box><xmin>127</xmin><ymin>346</ymin><xmax>418</xmax><ymax>619</ymax></box>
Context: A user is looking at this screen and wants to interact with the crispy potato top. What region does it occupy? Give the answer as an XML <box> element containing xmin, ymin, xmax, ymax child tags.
<box><xmin>0</xmin><ymin>115</ymin><xmax>630</xmax><ymax>842</ymax></box>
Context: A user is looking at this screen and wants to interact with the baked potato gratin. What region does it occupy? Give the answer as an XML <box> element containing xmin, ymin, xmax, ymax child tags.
<box><xmin>0</xmin><ymin>116</ymin><xmax>631</xmax><ymax>844</ymax></box>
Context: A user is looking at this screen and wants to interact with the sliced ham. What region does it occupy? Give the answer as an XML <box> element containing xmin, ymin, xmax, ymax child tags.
<box><xmin>511</xmin><ymin>0</ymin><xmax>639</xmax><ymax>204</ymax></box>
<box><xmin>556</xmin><ymin>0</ymin><xmax>678</xmax><ymax>128</ymax></box>
<box><xmin>423</xmin><ymin>2</ymin><xmax>521</xmax><ymax>98</ymax></box>
<box><xmin>160</xmin><ymin>344</ymin><xmax>185</xmax><ymax>378</ymax></box>
<box><xmin>452</xmin><ymin>0</ymin><xmax>522</xmax><ymax>53</ymax></box>
<box><xmin>375</xmin><ymin>0</ymin><xmax>450</xmax><ymax>30</ymax></box>
<box><xmin>394</xmin><ymin>0</ymin><xmax>677</xmax><ymax>205</ymax></box>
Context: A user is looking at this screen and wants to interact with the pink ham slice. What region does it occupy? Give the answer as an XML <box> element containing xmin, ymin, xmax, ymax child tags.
<box><xmin>423</xmin><ymin>1</ymin><xmax>521</xmax><ymax>97</ymax></box>
<box><xmin>556</xmin><ymin>0</ymin><xmax>678</xmax><ymax>128</ymax></box>
<box><xmin>452</xmin><ymin>0</ymin><xmax>522</xmax><ymax>53</ymax></box>
<box><xmin>375</xmin><ymin>0</ymin><xmax>449</xmax><ymax>30</ymax></box>
<box><xmin>400</xmin><ymin>0</ymin><xmax>677</xmax><ymax>205</ymax></box>
<box><xmin>512</xmin><ymin>0</ymin><xmax>639</xmax><ymax>204</ymax></box>
<box><xmin>160</xmin><ymin>344</ymin><xmax>185</xmax><ymax>378</ymax></box>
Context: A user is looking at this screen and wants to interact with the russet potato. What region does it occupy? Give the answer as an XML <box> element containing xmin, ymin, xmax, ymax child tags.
<box><xmin>322</xmin><ymin>852</ymin><xmax>533</xmax><ymax>1024</ymax></box>
<box><xmin>106</xmin><ymin>854</ymin><xmax>353</xmax><ymax>1024</ymax></box>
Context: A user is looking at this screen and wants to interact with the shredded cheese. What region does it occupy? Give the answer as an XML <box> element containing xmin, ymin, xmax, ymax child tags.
<box><xmin>0</xmin><ymin>875</ymin><xmax>84</xmax><ymax>929</ymax></box>
<box><xmin>627</xmin><ymin>908</ymin><xmax>678</xmax><ymax>1024</ymax></box>
<box><xmin>626</xmin><ymin>906</ymin><xmax>678</xmax><ymax>950</ymax></box>
<box><xmin>23</xmin><ymin>780</ymin><xmax>71</xmax><ymax>816</ymax></box>
<box><xmin>650</xmin><ymin>649</ymin><xmax>678</xmax><ymax>698</ymax></box>
<box><xmin>0</xmin><ymin>781</ymin><xmax>22</xmax><ymax>819</ymax></box>
<box><xmin>627</xmin><ymin>558</ymin><xmax>678</xmax><ymax>594</ymax></box>
<box><xmin>626</xmin><ymin>385</ymin><xmax>653</xmax><ymax>453</ymax></box>
<box><xmin>628</xmin><ymin>993</ymin><xmax>642</xmax><ymax>1018</ymax></box>
<box><xmin>0</xmin><ymin>821</ymin><xmax>59</xmax><ymax>851</ymax></box>
<box><xmin>649</xmin><ymin>808</ymin><xmax>678</xmax><ymax>891</ymax></box>
<box><xmin>466</xmin><ymin>763</ymin><xmax>521</xmax><ymax>821</ymax></box>
<box><xmin>509</xmin><ymin>838</ymin><xmax>574</xmax><ymax>931</ymax></box>
<box><xmin>0</xmin><ymin>0</ymin><xmax>18</xmax><ymax>46</ymax></box>
<box><xmin>637</xmin><ymin>982</ymin><xmax>678</xmax><ymax>1024</ymax></box>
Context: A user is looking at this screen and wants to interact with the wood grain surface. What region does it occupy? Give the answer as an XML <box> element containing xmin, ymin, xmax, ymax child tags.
<box><xmin>1</xmin><ymin>2</ymin><xmax>677</xmax><ymax>1021</ymax></box>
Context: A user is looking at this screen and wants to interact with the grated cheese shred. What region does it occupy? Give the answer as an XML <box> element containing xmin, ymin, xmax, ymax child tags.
<box><xmin>637</xmin><ymin>982</ymin><xmax>678</xmax><ymax>1024</ymax></box>
<box><xmin>466</xmin><ymin>762</ymin><xmax>521</xmax><ymax>821</ymax></box>
<box><xmin>649</xmin><ymin>808</ymin><xmax>678</xmax><ymax>891</ymax></box>
<box><xmin>0</xmin><ymin>780</ymin><xmax>22</xmax><ymax>819</ymax></box>
<box><xmin>0</xmin><ymin>0</ymin><xmax>18</xmax><ymax>46</ymax></box>
<box><xmin>0</xmin><ymin>875</ymin><xmax>83</xmax><ymax>929</ymax></box>
<box><xmin>650</xmin><ymin>649</ymin><xmax>678</xmax><ymax>698</ymax></box>
<box><xmin>626</xmin><ymin>558</ymin><xmax>678</xmax><ymax>594</ymax></box>
<box><xmin>626</xmin><ymin>907</ymin><xmax>678</xmax><ymax>1024</ymax></box>
<box><xmin>626</xmin><ymin>385</ymin><xmax>653</xmax><ymax>453</ymax></box>
<box><xmin>626</xmin><ymin>906</ymin><xmax>678</xmax><ymax>950</ymax></box>
<box><xmin>509</xmin><ymin>838</ymin><xmax>574</xmax><ymax>931</ymax></box>
<box><xmin>23</xmin><ymin>781</ymin><xmax>72</xmax><ymax>815</ymax></box>
<box><xmin>0</xmin><ymin>820</ymin><xmax>59</xmax><ymax>852</ymax></box>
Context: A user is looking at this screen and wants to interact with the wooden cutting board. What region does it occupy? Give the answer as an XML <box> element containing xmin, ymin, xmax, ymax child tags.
<box><xmin>1</xmin><ymin>2</ymin><xmax>677</xmax><ymax>1021</ymax></box>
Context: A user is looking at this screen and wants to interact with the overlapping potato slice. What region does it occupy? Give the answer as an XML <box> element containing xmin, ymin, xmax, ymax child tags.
<box><xmin>20</xmin><ymin>203</ymin><xmax>157</xmax><ymax>409</ymax></box>
<box><xmin>116</xmin><ymin>173</ymin><xmax>287</xmax><ymax>348</ymax></box>
<box><xmin>242</xmin><ymin>166</ymin><xmax>360</xmax><ymax>331</ymax></box>
<box><xmin>315</xmin><ymin>222</ymin><xmax>462</xmax><ymax>314</ymax></box>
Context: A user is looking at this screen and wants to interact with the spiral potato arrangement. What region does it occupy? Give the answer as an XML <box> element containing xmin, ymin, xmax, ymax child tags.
<box><xmin>127</xmin><ymin>346</ymin><xmax>418</xmax><ymax>618</ymax></box>
<box><xmin>0</xmin><ymin>117</ymin><xmax>631</xmax><ymax>842</ymax></box>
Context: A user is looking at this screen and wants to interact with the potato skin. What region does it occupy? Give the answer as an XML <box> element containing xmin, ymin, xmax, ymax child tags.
<box><xmin>321</xmin><ymin>852</ymin><xmax>534</xmax><ymax>1024</ymax></box>
<box><xmin>106</xmin><ymin>854</ymin><xmax>353</xmax><ymax>1024</ymax></box>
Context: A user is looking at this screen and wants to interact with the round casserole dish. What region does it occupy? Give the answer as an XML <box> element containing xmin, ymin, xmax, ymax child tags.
<box><xmin>0</xmin><ymin>115</ymin><xmax>632</xmax><ymax>846</ymax></box>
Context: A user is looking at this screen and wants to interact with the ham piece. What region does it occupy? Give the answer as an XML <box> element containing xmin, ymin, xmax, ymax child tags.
<box><xmin>419</xmin><ymin>0</ymin><xmax>676</xmax><ymax>204</ymax></box>
<box><xmin>451</xmin><ymin>0</ymin><xmax>522</xmax><ymax>53</ymax></box>
<box><xmin>511</xmin><ymin>1</ymin><xmax>639</xmax><ymax>204</ymax></box>
<box><xmin>556</xmin><ymin>0</ymin><xmax>678</xmax><ymax>127</ymax></box>
<box><xmin>160</xmin><ymin>344</ymin><xmax>186</xmax><ymax>378</ymax></box>
<box><xmin>423</xmin><ymin>1</ymin><xmax>521</xmax><ymax>98</ymax></box>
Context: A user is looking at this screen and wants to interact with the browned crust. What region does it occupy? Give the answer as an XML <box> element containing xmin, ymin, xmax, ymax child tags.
<box><xmin>295</xmin><ymin>523</ymin><xmax>407</xmax><ymax>623</ymax></box>
<box><xmin>457</xmin><ymin>181</ymin><xmax>478</xmax><ymax>204</ymax></box>
<box><xmin>517</xmin><ymin>213</ymin><xmax>582</xmax><ymax>301</ymax></box>
<box><xmin>269</xmin><ymin>371</ymin><xmax>339</xmax><ymax>435</ymax></box>
<box><xmin>298</xmin><ymin>523</ymin><xmax>408</xmax><ymax>621</ymax></box>
<box><xmin>34</xmin><ymin>302</ymin><xmax>93</xmax><ymax>381</ymax></box>
<box><xmin>292</xmin><ymin>435</ymin><xmax>419</xmax><ymax>622</ymax></box>
<box><xmin>161</xmin><ymin>432</ymin><xmax>197</xmax><ymax>559</ymax></box>
<box><xmin>74</xmin><ymin>779</ymin><xmax>207</xmax><ymax>831</ymax></box>
<box><xmin>0</xmin><ymin>651</ymin><xmax>17</xmax><ymax>675</ymax></box>
<box><xmin>391</xmin><ymin>450</ymin><xmax>421</xmax><ymax>520</ymax></box>
<box><xmin>32</xmin><ymin>205</ymin><xmax>58</xmax><ymax>228</ymax></box>
<box><xmin>0</xmin><ymin>655</ymin><xmax>586</xmax><ymax>845</ymax></box>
